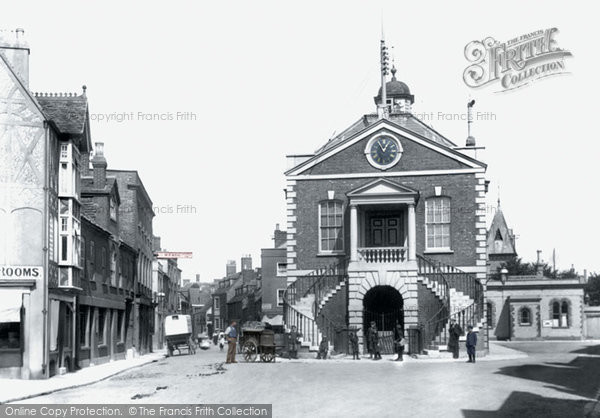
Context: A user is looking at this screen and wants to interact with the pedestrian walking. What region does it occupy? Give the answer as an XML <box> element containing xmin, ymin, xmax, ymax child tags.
<box><xmin>317</xmin><ymin>337</ymin><xmax>328</xmax><ymax>359</ymax></box>
<box><xmin>393</xmin><ymin>322</ymin><xmax>405</xmax><ymax>362</ymax></box>
<box><xmin>448</xmin><ymin>319</ymin><xmax>463</xmax><ymax>359</ymax></box>
<box><xmin>349</xmin><ymin>331</ymin><xmax>360</xmax><ymax>360</ymax></box>
<box><xmin>466</xmin><ymin>325</ymin><xmax>478</xmax><ymax>363</ymax></box>
<box><xmin>288</xmin><ymin>326</ymin><xmax>301</xmax><ymax>359</ymax></box>
<box><xmin>224</xmin><ymin>321</ymin><xmax>238</xmax><ymax>363</ymax></box>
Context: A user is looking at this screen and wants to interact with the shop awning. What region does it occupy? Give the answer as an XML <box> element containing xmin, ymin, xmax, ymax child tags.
<box><xmin>0</xmin><ymin>289</ymin><xmax>24</xmax><ymax>322</ymax></box>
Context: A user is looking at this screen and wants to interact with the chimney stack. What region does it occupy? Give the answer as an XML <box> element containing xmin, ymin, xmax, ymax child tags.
<box><xmin>226</xmin><ymin>260</ymin><xmax>236</xmax><ymax>277</ymax></box>
<box><xmin>91</xmin><ymin>142</ymin><xmax>107</xmax><ymax>188</ymax></box>
<box><xmin>466</xmin><ymin>99</ymin><xmax>476</xmax><ymax>146</ymax></box>
<box><xmin>241</xmin><ymin>255</ymin><xmax>252</xmax><ymax>271</ymax></box>
<box><xmin>195</xmin><ymin>274</ymin><xmax>200</xmax><ymax>283</ymax></box>
<box><xmin>153</xmin><ymin>236</ymin><xmax>161</xmax><ymax>252</ymax></box>
<box><xmin>274</xmin><ymin>224</ymin><xmax>287</xmax><ymax>248</ymax></box>
<box><xmin>0</xmin><ymin>28</ymin><xmax>30</xmax><ymax>87</ymax></box>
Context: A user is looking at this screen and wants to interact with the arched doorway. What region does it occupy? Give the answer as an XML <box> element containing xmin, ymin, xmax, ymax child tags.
<box><xmin>363</xmin><ymin>286</ymin><xmax>404</xmax><ymax>354</ymax></box>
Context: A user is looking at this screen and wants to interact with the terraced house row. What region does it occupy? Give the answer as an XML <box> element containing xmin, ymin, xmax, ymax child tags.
<box><xmin>0</xmin><ymin>29</ymin><xmax>171</xmax><ymax>379</ymax></box>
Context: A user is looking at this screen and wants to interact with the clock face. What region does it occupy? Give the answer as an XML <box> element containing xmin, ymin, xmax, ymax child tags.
<box><xmin>368</xmin><ymin>136</ymin><xmax>401</xmax><ymax>168</ymax></box>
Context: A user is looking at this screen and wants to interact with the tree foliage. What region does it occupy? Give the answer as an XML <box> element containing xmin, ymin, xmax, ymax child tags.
<box><xmin>585</xmin><ymin>273</ymin><xmax>600</xmax><ymax>306</ymax></box>
<box><xmin>492</xmin><ymin>256</ymin><xmax>577</xmax><ymax>280</ymax></box>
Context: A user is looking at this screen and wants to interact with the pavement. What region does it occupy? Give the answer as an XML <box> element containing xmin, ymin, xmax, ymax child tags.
<box><xmin>6</xmin><ymin>341</ymin><xmax>600</xmax><ymax>417</ymax></box>
<box><xmin>0</xmin><ymin>341</ymin><xmax>526</xmax><ymax>404</ymax></box>
<box><xmin>0</xmin><ymin>351</ymin><xmax>167</xmax><ymax>404</ymax></box>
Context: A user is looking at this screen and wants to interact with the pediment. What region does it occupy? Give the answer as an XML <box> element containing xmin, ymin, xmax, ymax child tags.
<box><xmin>286</xmin><ymin>118</ymin><xmax>486</xmax><ymax>177</ymax></box>
<box><xmin>347</xmin><ymin>178</ymin><xmax>419</xmax><ymax>198</ymax></box>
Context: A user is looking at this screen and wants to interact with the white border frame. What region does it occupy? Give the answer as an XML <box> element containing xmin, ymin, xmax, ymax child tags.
<box><xmin>317</xmin><ymin>200</ymin><xmax>345</xmax><ymax>255</ymax></box>
<box><xmin>364</xmin><ymin>132</ymin><xmax>404</xmax><ymax>170</ymax></box>
<box><xmin>424</xmin><ymin>197</ymin><xmax>452</xmax><ymax>252</ymax></box>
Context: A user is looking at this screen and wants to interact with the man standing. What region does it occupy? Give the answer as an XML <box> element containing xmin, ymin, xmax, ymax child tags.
<box><xmin>225</xmin><ymin>321</ymin><xmax>238</xmax><ymax>364</ymax></box>
<box><xmin>394</xmin><ymin>322</ymin><xmax>405</xmax><ymax>362</ymax></box>
<box><xmin>349</xmin><ymin>331</ymin><xmax>359</xmax><ymax>360</ymax></box>
<box><xmin>288</xmin><ymin>326</ymin><xmax>301</xmax><ymax>359</ymax></box>
<box><xmin>466</xmin><ymin>325</ymin><xmax>478</xmax><ymax>363</ymax></box>
<box><xmin>448</xmin><ymin>319</ymin><xmax>462</xmax><ymax>359</ymax></box>
<box><xmin>367</xmin><ymin>322</ymin><xmax>381</xmax><ymax>360</ymax></box>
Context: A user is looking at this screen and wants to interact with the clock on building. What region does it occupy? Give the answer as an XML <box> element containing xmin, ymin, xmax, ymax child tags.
<box><xmin>365</xmin><ymin>134</ymin><xmax>402</xmax><ymax>169</ymax></box>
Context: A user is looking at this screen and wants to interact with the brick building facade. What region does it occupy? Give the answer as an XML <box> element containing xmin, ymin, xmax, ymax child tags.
<box><xmin>283</xmin><ymin>55</ymin><xmax>488</xmax><ymax>355</ymax></box>
<box><xmin>260</xmin><ymin>225</ymin><xmax>287</xmax><ymax>327</ymax></box>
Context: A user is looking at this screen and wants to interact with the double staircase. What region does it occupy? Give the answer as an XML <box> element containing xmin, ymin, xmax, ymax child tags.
<box><xmin>283</xmin><ymin>262</ymin><xmax>347</xmax><ymax>352</ymax></box>
<box><xmin>416</xmin><ymin>256</ymin><xmax>486</xmax><ymax>356</ymax></box>
<box><xmin>283</xmin><ymin>256</ymin><xmax>485</xmax><ymax>356</ymax></box>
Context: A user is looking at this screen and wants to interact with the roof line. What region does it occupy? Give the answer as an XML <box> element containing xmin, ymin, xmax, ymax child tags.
<box><xmin>286</xmin><ymin>117</ymin><xmax>486</xmax><ymax>175</ymax></box>
<box><xmin>0</xmin><ymin>51</ymin><xmax>46</xmax><ymax>116</ymax></box>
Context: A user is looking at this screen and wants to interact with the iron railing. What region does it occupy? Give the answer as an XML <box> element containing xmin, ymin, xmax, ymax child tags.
<box><xmin>418</xmin><ymin>256</ymin><xmax>485</xmax><ymax>351</ymax></box>
<box><xmin>283</xmin><ymin>260</ymin><xmax>347</xmax><ymax>348</ymax></box>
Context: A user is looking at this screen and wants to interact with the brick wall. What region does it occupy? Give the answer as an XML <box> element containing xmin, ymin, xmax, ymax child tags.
<box><xmin>260</xmin><ymin>247</ymin><xmax>287</xmax><ymax>315</ymax></box>
<box><xmin>306</xmin><ymin>131</ymin><xmax>469</xmax><ymax>175</ymax></box>
<box><xmin>417</xmin><ymin>281</ymin><xmax>443</xmax><ymax>333</ymax></box>
<box><xmin>320</xmin><ymin>285</ymin><xmax>347</xmax><ymax>328</ymax></box>
<box><xmin>291</xmin><ymin>173</ymin><xmax>479</xmax><ymax>270</ymax></box>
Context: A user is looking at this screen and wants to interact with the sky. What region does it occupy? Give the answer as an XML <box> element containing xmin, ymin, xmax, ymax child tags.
<box><xmin>2</xmin><ymin>1</ymin><xmax>599</xmax><ymax>280</ymax></box>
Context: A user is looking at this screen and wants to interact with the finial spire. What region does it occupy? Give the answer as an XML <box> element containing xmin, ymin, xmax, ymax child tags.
<box><xmin>497</xmin><ymin>185</ymin><xmax>501</xmax><ymax>208</ymax></box>
<box><xmin>379</xmin><ymin>39</ymin><xmax>390</xmax><ymax>118</ymax></box>
<box><xmin>466</xmin><ymin>99</ymin><xmax>476</xmax><ymax>146</ymax></box>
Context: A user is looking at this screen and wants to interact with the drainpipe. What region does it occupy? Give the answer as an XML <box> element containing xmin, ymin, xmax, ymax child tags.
<box><xmin>42</xmin><ymin>122</ymin><xmax>49</xmax><ymax>377</ymax></box>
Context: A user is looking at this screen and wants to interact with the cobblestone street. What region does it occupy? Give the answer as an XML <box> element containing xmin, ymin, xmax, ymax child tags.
<box><xmin>11</xmin><ymin>341</ymin><xmax>600</xmax><ymax>417</ymax></box>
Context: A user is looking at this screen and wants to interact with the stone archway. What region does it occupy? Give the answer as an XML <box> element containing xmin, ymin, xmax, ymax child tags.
<box><xmin>363</xmin><ymin>286</ymin><xmax>403</xmax><ymax>354</ymax></box>
<box><xmin>347</xmin><ymin>269</ymin><xmax>418</xmax><ymax>355</ymax></box>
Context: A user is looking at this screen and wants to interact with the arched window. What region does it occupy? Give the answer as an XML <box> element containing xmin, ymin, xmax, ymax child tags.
<box><xmin>561</xmin><ymin>301</ymin><xmax>569</xmax><ymax>327</ymax></box>
<box><xmin>519</xmin><ymin>307</ymin><xmax>531</xmax><ymax>326</ymax></box>
<box><xmin>551</xmin><ymin>300</ymin><xmax>570</xmax><ymax>328</ymax></box>
<box><xmin>319</xmin><ymin>200</ymin><xmax>344</xmax><ymax>253</ymax></box>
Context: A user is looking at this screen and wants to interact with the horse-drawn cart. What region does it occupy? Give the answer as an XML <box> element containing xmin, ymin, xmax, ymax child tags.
<box><xmin>240</xmin><ymin>322</ymin><xmax>276</xmax><ymax>363</ymax></box>
<box><xmin>165</xmin><ymin>314</ymin><xmax>196</xmax><ymax>356</ymax></box>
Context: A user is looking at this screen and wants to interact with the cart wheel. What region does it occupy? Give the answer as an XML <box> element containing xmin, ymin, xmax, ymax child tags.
<box><xmin>243</xmin><ymin>338</ymin><xmax>258</xmax><ymax>362</ymax></box>
<box><xmin>260</xmin><ymin>351</ymin><xmax>274</xmax><ymax>363</ymax></box>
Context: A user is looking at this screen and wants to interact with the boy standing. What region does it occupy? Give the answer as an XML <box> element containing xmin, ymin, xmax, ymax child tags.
<box><xmin>466</xmin><ymin>325</ymin><xmax>478</xmax><ymax>363</ymax></box>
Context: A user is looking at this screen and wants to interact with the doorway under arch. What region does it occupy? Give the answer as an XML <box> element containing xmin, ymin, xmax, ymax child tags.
<box><xmin>363</xmin><ymin>285</ymin><xmax>404</xmax><ymax>354</ymax></box>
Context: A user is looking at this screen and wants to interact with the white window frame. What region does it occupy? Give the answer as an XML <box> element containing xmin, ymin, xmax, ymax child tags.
<box><xmin>425</xmin><ymin>197</ymin><xmax>451</xmax><ymax>251</ymax></box>
<box><xmin>519</xmin><ymin>307</ymin><xmax>532</xmax><ymax>326</ymax></box>
<box><xmin>214</xmin><ymin>297</ymin><xmax>220</xmax><ymax>315</ymax></box>
<box><xmin>60</xmin><ymin>144</ymin><xmax>69</xmax><ymax>161</ymax></box>
<box><xmin>276</xmin><ymin>262</ymin><xmax>287</xmax><ymax>277</ymax></box>
<box><xmin>110</xmin><ymin>196</ymin><xmax>117</xmax><ymax>221</ymax></box>
<box><xmin>277</xmin><ymin>289</ymin><xmax>285</xmax><ymax>307</ymax></box>
<box><xmin>318</xmin><ymin>200</ymin><xmax>345</xmax><ymax>254</ymax></box>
